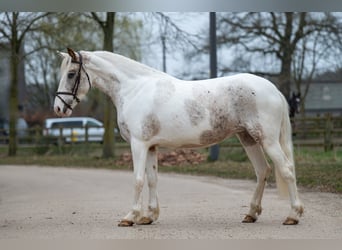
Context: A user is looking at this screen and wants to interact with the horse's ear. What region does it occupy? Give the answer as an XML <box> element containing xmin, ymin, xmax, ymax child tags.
<box><xmin>57</xmin><ymin>50</ymin><xmax>67</xmax><ymax>59</ymax></box>
<box><xmin>67</xmin><ymin>48</ymin><xmax>77</xmax><ymax>62</ymax></box>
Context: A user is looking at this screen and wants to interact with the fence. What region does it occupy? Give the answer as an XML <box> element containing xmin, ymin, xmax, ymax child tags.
<box><xmin>291</xmin><ymin>114</ymin><xmax>342</xmax><ymax>151</ymax></box>
<box><xmin>206</xmin><ymin>114</ymin><xmax>342</xmax><ymax>152</ymax></box>
<box><xmin>1</xmin><ymin>114</ymin><xmax>342</xmax><ymax>153</ymax></box>
<box><xmin>220</xmin><ymin>114</ymin><xmax>342</xmax><ymax>151</ymax></box>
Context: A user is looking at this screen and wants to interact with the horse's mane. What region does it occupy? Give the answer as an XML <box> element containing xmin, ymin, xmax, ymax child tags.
<box><xmin>92</xmin><ymin>51</ymin><xmax>173</xmax><ymax>79</ymax></box>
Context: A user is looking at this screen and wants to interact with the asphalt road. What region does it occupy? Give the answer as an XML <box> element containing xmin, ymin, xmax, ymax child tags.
<box><xmin>0</xmin><ymin>165</ymin><xmax>341</xmax><ymax>239</ymax></box>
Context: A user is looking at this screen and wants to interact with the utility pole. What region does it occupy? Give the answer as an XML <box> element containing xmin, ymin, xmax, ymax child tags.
<box><xmin>161</xmin><ymin>34</ymin><xmax>167</xmax><ymax>72</ymax></box>
<box><xmin>208</xmin><ymin>12</ymin><xmax>219</xmax><ymax>161</ymax></box>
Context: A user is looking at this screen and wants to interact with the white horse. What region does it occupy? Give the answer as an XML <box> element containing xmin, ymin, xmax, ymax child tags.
<box><xmin>54</xmin><ymin>48</ymin><xmax>304</xmax><ymax>226</ymax></box>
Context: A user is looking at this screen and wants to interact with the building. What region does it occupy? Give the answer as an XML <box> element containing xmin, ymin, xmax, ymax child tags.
<box><xmin>304</xmin><ymin>82</ymin><xmax>342</xmax><ymax>116</ymax></box>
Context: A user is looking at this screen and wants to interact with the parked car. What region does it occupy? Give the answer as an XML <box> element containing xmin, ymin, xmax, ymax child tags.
<box><xmin>0</xmin><ymin>118</ymin><xmax>28</xmax><ymax>144</ymax></box>
<box><xmin>43</xmin><ymin>117</ymin><xmax>105</xmax><ymax>143</ymax></box>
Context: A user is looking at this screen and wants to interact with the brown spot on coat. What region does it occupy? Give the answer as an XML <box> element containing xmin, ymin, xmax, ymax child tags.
<box><xmin>198</xmin><ymin>83</ymin><xmax>262</xmax><ymax>146</ymax></box>
<box><xmin>184</xmin><ymin>99</ymin><xmax>205</xmax><ymax>126</ymax></box>
<box><xmin>199</xmin><ymin>129</ymin><xmax>232</xmax><ymax>145</ymax></box>
<box><xmin>198</xmin><ymin>88</ymin><xmax>234</xmax><ymax>145</ymax></box>
<box><xmin>238</xmin><ymin>131</ymin><xmax>257</xmax><ymax>147</ymax></box>
<box><xmin>142</xmin><ymin>114</ymin><xmax>161</xmax><ymax>141</ymax></box>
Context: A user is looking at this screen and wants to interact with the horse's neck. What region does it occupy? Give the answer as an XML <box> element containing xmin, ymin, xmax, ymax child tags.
<box><xmin>87</xmin><ymin>52</ymin><xmax>172</xmax><ymax>107</ymax></box>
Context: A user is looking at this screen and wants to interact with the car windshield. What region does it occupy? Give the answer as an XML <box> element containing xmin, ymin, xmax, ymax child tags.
<box><xmin>51</xmin><ymin>121</ymin><xmax>83</xmax><ymax>128</ymax></box>
<box><xmin>86</xmin><ymin>120</ymin><xmax>101</xmax><ymax>128</ymax></box>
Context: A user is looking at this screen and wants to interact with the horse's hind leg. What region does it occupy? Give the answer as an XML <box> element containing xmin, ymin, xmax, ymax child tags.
<box><xmin>136</xmin><ymin>146</ymin><xmax>160</xmax><ymax>225</ymax></box>
<box><xmin>238</xmin><ymin>133</ymin><xmax>271</xmax><ymax>223</ymax></box>
<box><xmin>262</xmin><ymin>139</ymin><xmax>304</xmax><ymax>225</ymax></box>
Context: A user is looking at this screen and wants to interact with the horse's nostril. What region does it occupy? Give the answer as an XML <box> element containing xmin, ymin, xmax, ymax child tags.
<box><xmin>55</xmin><ymin>106</ymin><xmax>61</xmax><ymax>115</ymax></box>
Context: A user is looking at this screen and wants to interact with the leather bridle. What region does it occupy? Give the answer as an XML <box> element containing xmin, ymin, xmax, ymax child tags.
<box><xmin>55</xmin><ymin>51</ymin><xmax>91</xmax><ymax>111</ymax></box>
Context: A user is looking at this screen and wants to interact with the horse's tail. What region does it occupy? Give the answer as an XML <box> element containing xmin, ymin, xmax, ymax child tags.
<box><xmin>275</xmin><ymin>93</ymin><xmax>295</xmax><ymax>198</ymax></box>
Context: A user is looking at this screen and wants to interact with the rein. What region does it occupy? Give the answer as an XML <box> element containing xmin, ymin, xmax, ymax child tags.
<box><xmin>55</xmin><ymin>51</ymin><xmax>91</xmax><ymax>111</ymax></box>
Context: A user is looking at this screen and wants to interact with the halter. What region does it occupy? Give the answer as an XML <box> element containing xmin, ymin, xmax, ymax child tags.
<box><xmin>55</xmin><ymin>51</ymin><xmax>91</xmax><ymax>111</ymax></box>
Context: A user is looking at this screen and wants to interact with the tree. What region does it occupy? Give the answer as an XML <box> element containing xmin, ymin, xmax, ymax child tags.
<box><xmin>134</xmin><ymin>12</ymin><xmax>202</xmax><ymax>77</ymax></box>
<box><xmin>292</xmin><ymin>14</ymin><xmax>342</xmax><ymax>114</ymax></box>
<box><xmin>217</xmin><ymin>12</ymin><xmax>342</xmax><ymax>99</ymax></box>
<box><xmin>90</xmin><ymin>12</ymin><xmax>116</xmax><ymax>158</ymax></box>
<box><xmin>292</xmin><ymin>35</ymin><xmax>321</xmax><ymax>114</ymax></box>
<box><xmin>152</xmin><ymin>12</ymin><xmax>200</xmax><ymax>74</ymax></box>
<box><xmin>0</xmin><ymin>12</ymin><xmax>49</xmax><ymax>156</ymax></box>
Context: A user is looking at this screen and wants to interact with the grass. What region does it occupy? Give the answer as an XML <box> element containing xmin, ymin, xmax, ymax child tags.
<box><xmin>0</xmin><ymin>144</ymin><xmax>341</xmax><ymax>193</ymax></box>
<box><xmin>294</xmin><ymin>148</ymin><xmax>342</xmax><ymax>193</ymax></box>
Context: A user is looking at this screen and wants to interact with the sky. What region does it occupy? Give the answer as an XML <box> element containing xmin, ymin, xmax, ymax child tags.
<box><xmin>139</xmin><ymin>12</ymin><xmax>282</xmax><ymax>80</ymax></box>
<box><xmin>147</xmin><ymin>12</ymin><xmax>342</xmax><ymax>81</ymax></box>
<box><xmin>139</xmin><ymin>12</ymin><xmax>210</xmax><ymax>79</ymax></box>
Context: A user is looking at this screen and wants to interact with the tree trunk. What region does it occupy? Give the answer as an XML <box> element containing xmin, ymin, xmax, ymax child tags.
<box><xmin>102</xmin><ymin>12</ymin><xmax>116</xmax><ymax>159</ymax></box>
<box><xmin>278</xmin><ymin>13</ymin><xmax>294</xmax><ymax>100</ymax></box>
<box><xmin>279</xmin><ymin>54</ymin><xmax>292</xmax><ymax>100</ymax></box>
<box><xmin>8</xmin><ymin>13</ymin><xmax>19</xmax><ymax>156</ymax></box>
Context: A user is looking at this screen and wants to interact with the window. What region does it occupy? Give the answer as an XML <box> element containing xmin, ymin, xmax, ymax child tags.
<box><xmin>51</xmin><ymin>121</ymin><xmax>83</xmax><ymax>129</ymax></box>
<box><xmin>86</xmin><ymin>120</ymin><xmax>101</xmax><ymax>128</ymax></box>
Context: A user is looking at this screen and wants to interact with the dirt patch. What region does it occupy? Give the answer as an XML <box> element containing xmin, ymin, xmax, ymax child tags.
<box><xmin>115</xmin><ymin>149</ymin><xmax>206</xmax><ymax>166</ymax></box>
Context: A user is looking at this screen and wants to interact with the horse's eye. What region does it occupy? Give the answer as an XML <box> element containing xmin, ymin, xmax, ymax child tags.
<box><xmin>67</xmin><ymin>72</ymin><xmax>76</xmax><ymax>79</ymax></box>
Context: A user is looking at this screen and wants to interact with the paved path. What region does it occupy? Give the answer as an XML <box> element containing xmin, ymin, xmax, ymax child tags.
<box><xmin>0</xmin><ymin>165</ymin><xmax>341</xmax><ymax>239</ymax></box>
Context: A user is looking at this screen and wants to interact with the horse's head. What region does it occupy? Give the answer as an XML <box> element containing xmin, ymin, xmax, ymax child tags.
<box><xmin>54</xmin><ymin>48</ymin><xmax>91</xmax><ymax>117</ymax></box>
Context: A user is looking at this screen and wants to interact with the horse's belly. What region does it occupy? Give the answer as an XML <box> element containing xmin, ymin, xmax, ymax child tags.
<box><xmin>155</xmin><ymin>126</ymin><xmax>236</xmax><ymax>149</ymax></box>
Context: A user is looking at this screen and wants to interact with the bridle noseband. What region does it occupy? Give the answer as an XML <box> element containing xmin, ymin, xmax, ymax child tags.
<box><xmin>55</xmin><ymin>51</ymin><xmax>91</xmax><ymax>111</ymax></box>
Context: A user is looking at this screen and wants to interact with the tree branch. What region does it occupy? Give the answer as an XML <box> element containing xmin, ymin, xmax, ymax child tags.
<box><xmin>90</xmin><ymin>12</ymin><xmax>105</xmax><ymax>30</ymax></box>
<box><xmin>18</xmin><ymin>12</ymin><xmax>51</xmax><ymax>49</ymax></box>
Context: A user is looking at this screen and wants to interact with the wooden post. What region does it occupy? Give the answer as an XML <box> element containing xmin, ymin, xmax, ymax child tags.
<box><xmin>34</xmin><ymin>125</ymin><xmax>40</xmax><ymax>146</ymax></box>
<box><xmin>58</xmin><ymin>126</ymin><xmax>63</xmax><ymax>153</ymax></box>
<box><xmin>85</xmin><ymin>124</ymin><xmax>89</xmax><ymax>143</ymax></box>
<box><xmin>324</xmin><ymin>113</ymin><xmax>333</xmax><ymax>152</ymax></box>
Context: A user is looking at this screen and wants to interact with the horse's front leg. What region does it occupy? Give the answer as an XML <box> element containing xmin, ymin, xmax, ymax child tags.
<box><xmin>136</xmin><ymin>146</ymin><xmax>159</xmax><ymax>225</ymax></box>
<box><xmin>118</xmin><ymin>139</ymin><xmax>148</xmax><ymax>227</ymax></box>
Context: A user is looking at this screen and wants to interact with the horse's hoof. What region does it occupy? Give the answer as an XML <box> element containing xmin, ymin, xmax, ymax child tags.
<box><xmin>136</xmin><ymin>217</ymin><xmax>153</xmax><ymax>225</ymax></box>
<box><xmin>282</xmin><ymin>217</ymin><xmax>299</xmax><ymax>225</ymax></box>
<box><xmin>242</xmin><ymin>215</ymin><xmax>257</xmax><ymax>223</ymax></box>
<box><xmin>118</xmin><ymin>219</ymin><xmax>134</xmax><ymax>227</ymax></box>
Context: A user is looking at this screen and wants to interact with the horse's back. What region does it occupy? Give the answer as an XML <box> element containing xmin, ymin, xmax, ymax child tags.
<box><xmin>180</xmin><ymin>73</ymin><xmax>280</xmax><ymax>96</ymax></box>
<box><xmin>222</xmin><ymin>73</ymin><xmax>279</xmax><ymax>93</ymax></box>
